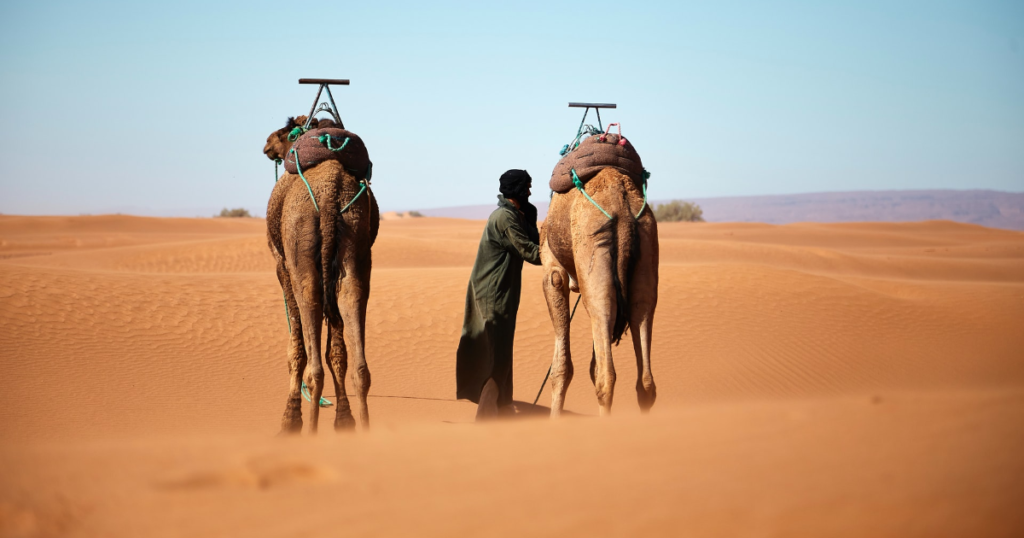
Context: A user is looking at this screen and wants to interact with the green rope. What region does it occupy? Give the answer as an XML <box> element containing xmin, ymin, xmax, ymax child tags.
<box><xmin>635</xmin><ymin>169</ymin><xmax>650</xmax><ymax>219</ymax></box>
<box><xmin>301</xmin><ymin>381</ymin><xmax>333</xmax><ymax>407</ymax></box>
<box><xmin>287</xmin><ymin>126</ymin><xmax>306</xmax><ymax>142</ymax></box>
<box><xmin>282</xmin><ymin>290</ymin><xmax>292</xmax><ymax>333</ymax></box>
<box><xmin>274</xmin><ymin>159</ymin><xmax>282</xmax><ymax>182</ymax></box>
<box><xmin>533</xmin><ymin>294</ymin><xmax>584</xmax><ymax>405</ymax></box>
<box><xmin>340</xmin><ymin>180</ymin><xmax>368</xmax><ymax>214</ymax></box>
<box><xmin>571</xmin><ymin>168</ymin><xmax>612</xmax><ymax>220</ymax></box>
<box><xmin>289</xmin><ymin>148</ymin><xmax>320</xmax><ymax>212</ymax></box>
<box><xmin>319</xmin><ymin>134</ymin><xmax>350</xmax><ymax>152</ymax></box>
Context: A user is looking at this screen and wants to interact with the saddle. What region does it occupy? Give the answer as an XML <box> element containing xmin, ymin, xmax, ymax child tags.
<box><xmin>283</xmin><ymin>127</ymin><xmax>372</xmax><ymax>179</ymax></box>
<box><xmin>549</xmin><ymin>132</ymin><xmax>644</xmax><ymax>193</ymax></box>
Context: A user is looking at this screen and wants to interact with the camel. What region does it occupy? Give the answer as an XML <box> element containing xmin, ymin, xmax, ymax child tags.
<box><xmin>540</xmin><ymin>167</ymin><xmax>658</xmax><ymax>417</ymax></box>
<box><xmin>263</xmin><ymin>116</ymin><xmax>380</xmax><ymax>434</ymax></box>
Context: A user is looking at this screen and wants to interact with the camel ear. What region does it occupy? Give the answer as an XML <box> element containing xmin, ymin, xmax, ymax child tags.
<box><xmin>285</xmin><ymin>117</ymin><xmax>296</xmax><ymax>129</ymax></box>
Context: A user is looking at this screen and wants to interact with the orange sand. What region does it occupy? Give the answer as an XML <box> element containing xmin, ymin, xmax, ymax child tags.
<box><xmin>1</xmin><ymin>215</ymin><xmax>1022</xmax><ymax>537</ymax></box>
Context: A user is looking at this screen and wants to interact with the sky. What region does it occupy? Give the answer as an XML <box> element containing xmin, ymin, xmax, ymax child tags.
<box><xmin>0</xmin><ymin>0</ymin><xmax>1021</xmax><ymax>216</ymax></box>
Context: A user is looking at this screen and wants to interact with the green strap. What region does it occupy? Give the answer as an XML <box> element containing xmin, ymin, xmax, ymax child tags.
<box><xmin>319</xmin><ymin>134</ymin><xmax>350</xmax><ymax>152</ymax></box>
<box><xmin>571</xmin><ymin>168</ymin><xmax>650</xmax><ymax>220</ymax></box>
<box><xmin>635</xmin><ymin>169</ymin><xmax>650</xmax><ymax>219</ymax></box>
<box><xmin>289</xmin><ymin>148</ymin><xmax>320</xmax><ymax>212</ymax></box>
<box><xmin>635</xmin><ymin>181</ymin><xmax>648</xmax><ymax>219</ymax></box>
<box><xmin>571</xmin><ymin>169</ymin><xmax>612</xmax><ymax>220</ymax></box>
<box><xmin>301</xmin><ymin>381</ymin><xmax>333</xmax><ymax>407</ymax></box>
<box><xmin>282</xmin><ymin>289</ymin><xmax>292</xmax><ymax>333</ymax></box>
<box><xmin>274</xmin><ymin>159</ymin><xmax>282</xmax><ymax>182</ymax></box>
<box><xmin>287</xmin><ymin>126</ymin><xmax>306</xmax><ymax>142</ymax></box>
<box><xmin>340</xmin><ymin>181</ymin><xmax>368</xmax><ymax>214</ymax></box>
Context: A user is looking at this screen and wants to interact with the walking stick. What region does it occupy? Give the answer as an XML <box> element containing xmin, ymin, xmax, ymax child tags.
<box><xmin>533</xmin><ymin>294</ymin><xmax>584</xmax><ymax>405</ymax></box>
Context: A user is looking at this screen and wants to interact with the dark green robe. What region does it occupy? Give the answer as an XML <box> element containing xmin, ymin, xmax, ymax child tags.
<box><xmin>456</xmin><ymin>195</ymin><xmax>541</xmax><ymax>406</ymax></box>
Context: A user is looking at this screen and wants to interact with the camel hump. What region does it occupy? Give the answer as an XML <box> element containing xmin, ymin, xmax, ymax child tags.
<box><xmin>549</xmin><ymin>133</ymin><xmax>644</xmax><ymax>193</ymax></box>
<box><xmin>283</xmin><ymin>127</ymin><xmax>371</xmax><ymax>179</ymax></box>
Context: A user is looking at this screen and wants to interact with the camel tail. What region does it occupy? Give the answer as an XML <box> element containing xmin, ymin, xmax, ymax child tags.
<box><xmin>319</xmin><ymin>174</ymin><xmax>342</xmax><ymax>326</ymax></box>
<box><xmin>596</xmin><ymin>208</ymin><xmax>638</xmax><ymax>346</ymax></box>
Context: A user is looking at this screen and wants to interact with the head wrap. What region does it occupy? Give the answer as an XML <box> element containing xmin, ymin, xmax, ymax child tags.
<box><xmin>499</xmin><ymin>169</ymin><xmax>532</xmax><ymax>201</ymax></box>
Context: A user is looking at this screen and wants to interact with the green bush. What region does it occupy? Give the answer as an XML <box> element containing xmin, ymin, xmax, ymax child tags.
<box><xmin>407</xmin><ymin>211</ymin><xmax>424</xmax><ymax>218</ymax></box>
<box><xmin>653</xmin><ymin>200</ymin><xmax>704</xmax><ymax>222</ymax></box>
<box><xmin>217</xmin><ymin>207</ymin><xmax>252</xmax><ymax>218</ymax></box>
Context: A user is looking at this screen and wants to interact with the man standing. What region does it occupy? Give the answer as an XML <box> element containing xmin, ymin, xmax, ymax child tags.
<box><xmin>456</xmin><ymin>169</ymin><xmax>541</xmax><ymax>420</ymax></box>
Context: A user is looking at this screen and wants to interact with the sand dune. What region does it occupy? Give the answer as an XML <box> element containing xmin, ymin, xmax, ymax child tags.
<box><xmin>1</xmin><ymin>215</ymin><xmax>1022</xmax><ymax>536</ymax></box>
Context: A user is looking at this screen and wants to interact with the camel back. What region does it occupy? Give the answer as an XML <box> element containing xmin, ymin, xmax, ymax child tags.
<box><xmin>283</xmin><ymin>127</ymin><xmax>371</xmax><ymax>179</ymax></box>
<box><xmin>549</xmin><ymin>133</ymin><xmax>644</xmax><ymax>193</ymax></box>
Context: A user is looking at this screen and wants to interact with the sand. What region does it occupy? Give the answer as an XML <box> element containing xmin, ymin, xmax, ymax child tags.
<box><xmin>1</xmin><ymin>215</ymin><xmax>1022</xmax><ymax>537</ymax></box>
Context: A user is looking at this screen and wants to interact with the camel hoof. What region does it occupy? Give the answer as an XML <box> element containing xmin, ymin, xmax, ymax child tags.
<box><xmin>637</xmin><ymin>382</ymin><xmax>657</xmax><ymax>412</ymax></box>
<box><xmin>278</xmin><ymin>421</ymin><xmax>302</xmax><ymax>436</ymax></box>
<box><xmin>334</xmin><ymin>413</ymin><xmax>356</xmax><ymax>431</ymax></box>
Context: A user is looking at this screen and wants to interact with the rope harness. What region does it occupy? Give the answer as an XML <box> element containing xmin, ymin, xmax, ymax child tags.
<box><xmin>561</xmin><ymin>120</ymin><xmax>650</xmax><ymax>222</ymax></box>
<box><xmin>285</xmin><ymin>133</ymin><xmax>370</xmax><ymax>214</ymax></box>
<box><xmin>570</xmin><ymin>167</ymin><xmax>650</xmax><ymax>221</ymax></box>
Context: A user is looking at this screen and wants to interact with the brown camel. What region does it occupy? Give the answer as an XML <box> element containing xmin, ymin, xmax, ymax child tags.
<box><xmin>263</xmin><ymin>116</ymin><xmax>380</xmax><ymax>434</ymax></box>
<box><xmin>540</xmin><ymin>167</ymin><xmax>658</xmax><ymax>417</ymax></box>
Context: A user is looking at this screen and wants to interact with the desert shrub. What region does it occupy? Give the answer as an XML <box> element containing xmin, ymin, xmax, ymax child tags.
<box><xmin>407</xmin><ymin>211</ymin><xmax>424</xmax><ymax>218</ymax></box>
<box><xmin>653</xmin><ymin>200</ymin><xmax>704</xmax><ymax>222</ymax></box>
<box><xmin>217</xmin><ymin>207</ymin><xmax>252</xmax><ymax>218</ymax></box>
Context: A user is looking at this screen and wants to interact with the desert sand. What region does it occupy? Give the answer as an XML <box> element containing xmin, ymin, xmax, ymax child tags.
<box><xmin>1</xmin><ymin>214</ymin><xmax>1022</xmax><ymax>537</ymax></box>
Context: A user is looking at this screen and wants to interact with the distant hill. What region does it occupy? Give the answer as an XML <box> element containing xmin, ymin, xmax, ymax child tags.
<box><xmin>414</xmin><ymin>190</ymin><xmax>1024</xmax><ymax>230</ymax></box>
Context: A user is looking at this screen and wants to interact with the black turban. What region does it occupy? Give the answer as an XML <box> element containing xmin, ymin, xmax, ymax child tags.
<box><xmin>499</xmin><ymin>169</ymin><xmax>532</xmax><ymax>201</ymax></box>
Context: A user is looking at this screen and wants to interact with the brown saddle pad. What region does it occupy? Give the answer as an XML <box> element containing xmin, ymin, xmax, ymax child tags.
<box><xmin>549</xmin><ymin>133</ymin><xmax>644</xmax><ymax>193</ymax></box>
<box><xmin>283</xmin><ymin>128</ymin><xmax>371</xmax><ymax>178</ymax></box>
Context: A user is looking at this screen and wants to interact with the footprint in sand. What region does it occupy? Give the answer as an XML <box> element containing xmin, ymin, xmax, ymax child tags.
<box><xmin>156</xmin><ymin>458</ymin><xmax>335</xmax><ymax>491</ymax></box>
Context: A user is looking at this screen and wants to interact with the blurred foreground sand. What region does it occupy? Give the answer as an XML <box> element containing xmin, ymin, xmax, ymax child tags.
<box><xmin>1</xmin><ymin>215</ymin><xmax>1022</xmax><ymax>537</ymax></box>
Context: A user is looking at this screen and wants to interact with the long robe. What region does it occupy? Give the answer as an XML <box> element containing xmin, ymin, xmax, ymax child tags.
<box><xmin>456</xmin><ymin>195</ymin><xmax>541</xmax><ymax>406</ymax></box>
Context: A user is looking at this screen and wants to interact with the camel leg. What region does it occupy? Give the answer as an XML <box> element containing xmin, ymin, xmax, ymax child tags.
<box><xmin>279</xmin><ymin>265</ymin><xmax>308</xmax><ymax>434</ymax></box>
<box><xmin>629</xmin><ymin>302</ymin><xmax>656</xmax><ymax>412</ymax></box>
<box><xmin>629</xmin><ymin>254</ymin><xmax>657</xmax><ymax>412</ymax></box>
<box><xmin>630</xmin><ymin>218</ymin><xmax>659</xmax><ymax>411</ymax></box>
<box><xmin>288</xmin><ymin>260</ymin><xmax>325</xmax><ymax>435</ymax></box>
<box><xmin>580</xmin><ymin>275</ymin><xmax>617</xmax><ymax>417</ymax></box>
<box><xmin>542</xmin><ymin>263</ymin><xmax>573</xmax><ymax>417</ymax></box>
<box><xmin>326</xmin><ymin>316</ymin><xmax>356</xmax><ymax>430</ymax></box>
<box><xmin>339</xmin><ymin>253</ymin><xmax>372</xmax><ymax>430</ymax></box>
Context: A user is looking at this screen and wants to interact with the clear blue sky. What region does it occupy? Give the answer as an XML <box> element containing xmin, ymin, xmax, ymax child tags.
<box><xmin>1</xmin><ymin>1</ymin><xmax>1021</xmax><ymax>216</ymax></box>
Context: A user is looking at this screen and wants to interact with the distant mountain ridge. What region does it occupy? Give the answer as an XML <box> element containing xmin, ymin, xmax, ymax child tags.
<box><xmin>414</xmin><ymin>190</ymin><xmax>1024</xmax><ymax>231</ymax></box>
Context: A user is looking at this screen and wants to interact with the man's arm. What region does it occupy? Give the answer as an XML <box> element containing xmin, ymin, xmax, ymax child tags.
<box><xmin>502</xmin><ymin>218</ymin><xmax>541</xmax><ymax>265</ymax></box>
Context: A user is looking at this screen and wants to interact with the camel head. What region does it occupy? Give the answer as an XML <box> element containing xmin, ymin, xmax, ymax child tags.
<box><xmin>263</xmin><ymin>115</ymin><xmax>338</xmax><ymax>161</ymax></box>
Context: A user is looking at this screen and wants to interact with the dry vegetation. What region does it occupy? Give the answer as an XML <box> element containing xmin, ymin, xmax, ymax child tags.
<box><xmin>653</xmin><ymin>200</ymin><xmax>704</xmax><ymax>222</ymax></box>
<box><xmin>217</xmin><ymin>207</ymin><xmax>252</xmax><ymax>218</ymax></box>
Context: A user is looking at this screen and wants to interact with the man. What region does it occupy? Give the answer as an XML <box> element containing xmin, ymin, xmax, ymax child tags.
<box><xmin>456</xmin><ymin>169</ymin><xmax>542</xmax><ymax>420</ymax></box>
